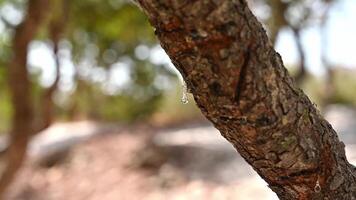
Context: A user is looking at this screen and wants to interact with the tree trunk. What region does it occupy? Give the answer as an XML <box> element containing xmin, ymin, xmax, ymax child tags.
<box><xmin>292</xmin><ymin>27</ymin><xmax>307</xmax><ymax>86</ymax></box>
<box><xmin>0</xmin><ymin>0</ymin><xmax>49</xmax><ymax>198</ymax></box>
<box><xmin>266</xmin><ymin>0</ymin><xmax>288</xmax><ymax>46</ymax></box>
<box><xmin>40</xmin><ymin>41</ymin><xmax>60</xmax><ymax>130</ymax></box>
<box><xmin>267</xmin><ymin>0</ymin><xmax>307</xmax><ymax>86</ymax></box>
<box><xmin>39</xmin><ymin>0</ymin><xmax>68</xmax><ymax>130</ymax></box>
<box><xmin>319</xmin><ymin>3</ymin><xmax>336</xmax><ymax>108</ymax></box>
<box><xmin>134</xmin><ymin>0</ymin><xmax>356</xmax><ymax>199</ymax></box>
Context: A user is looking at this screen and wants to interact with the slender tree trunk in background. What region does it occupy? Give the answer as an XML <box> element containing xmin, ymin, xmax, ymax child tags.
<box><xmin>135</xmin><ymin>0</ymin><xmax>356</xmax><ymax>199</ymax></box>
<box><xmin>39</xmin><ymin>0</ymin><xmax>68</xmax><ymax>130</ymax></box>
<box><xmin>320</xmin><ymin>4</ymin><xmax>335</xmax><ymax>107</ymax></box>
<box><xmin>0</xmin><ymin>0</ymin><xmax>49</xmax><ymax>198</ymax></box>
<box><xmin>267</xmin><ymin>0</ymin><xmax>307</xmax><ymax>86</ymax></box>
<box><xmin>266</xmin><ymin>0</ymin><xmax>288</xmax><ymax>46</ymax></box>
<box><xmin>40</xmin><ymin>41</ymin><xmax>60</xmax><ymax>130</ymax></box>
<box><xmin>292</xmin><ymin>27</ymin><xmax>307</xmax><ymax>86</ymax></box>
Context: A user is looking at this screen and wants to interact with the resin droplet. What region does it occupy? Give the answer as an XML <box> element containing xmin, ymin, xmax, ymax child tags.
<box><xmin>314</xmin><ymin>180</ymin><xmax>321</xmax><ymax>193</ymax></box>
<box><xmin>181</xmin><ymin>80</ymin><xmax>189</xmax><ymax>104</ymax></box>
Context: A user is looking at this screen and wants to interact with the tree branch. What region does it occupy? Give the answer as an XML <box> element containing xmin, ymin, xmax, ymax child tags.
<box><xmin>135</xmin><ymin>0</ymin><xmax>356</xmax><ymax>199</ymax></box>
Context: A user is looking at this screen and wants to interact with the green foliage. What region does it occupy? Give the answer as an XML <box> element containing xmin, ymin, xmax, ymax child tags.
<box><xmin>328</xmin><ymin>69</ymin><xmax>356</xmax><ymax>105</ymax></box>
<box><xmin>69</xmin><ymin>1</ymin><xmax>154</xmax><ymax>42</ymax></box>
<box><xmin>55</xmin><ymin>0</ymin><xmax>169</xmax><ymax>122</ymax></box>
<box><xmin>0</xmin><ymin>67</ymin><xmax>11</xmax><ymax>134</ymax></box>
<box><xmin>298</xmin><ymin>68</ymin><xmax>356</xmax><ymax>107</ymax></box>
<box><xmin>0</xmin><ymin>0</ymin><xmax>353</xmax><ymax>130</ymax></box>
<box><xmin>99</xmin><ymin>92</ymin><xmax>162</xmax><ymax>122</ymax></box>
<box><xmin>67</xmin><ymin>0</ymin><xmax>155</xmax><ymax>66</ymax></box>
<box><xmin>299</xmin><ymin>74</ymin><xmax>324</xmax><ymax>106</ymax></box>
<box><xmin>66</xmin><ymin>76</ymin><xmax>163</xmax><ymax>122</ymax></box>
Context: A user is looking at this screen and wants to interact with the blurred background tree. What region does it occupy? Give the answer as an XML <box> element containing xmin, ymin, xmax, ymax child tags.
<box><xmin>0</xmin><ymin>0</ymin><xmax>354</xmax><ymax>136</ymax></box>
<box><xmin>0</xmin><ymin>0</ymin><xmax>200</xmax><ymax>195</ymax></box>
<box><xmin>0</xmin><ymin>0</ymin><xmax>189</xmax><ymax>131</ymax></box>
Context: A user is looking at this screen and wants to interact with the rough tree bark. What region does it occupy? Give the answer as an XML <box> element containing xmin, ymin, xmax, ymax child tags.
<box><xmin>0</xmin><ymin>0</ymin><xmax>49</xmax><ymax>198</ymax></box>
<box><xmin>134</xmin><ymin>0</ymin><xmax>356</xmax><ymax>199</ymax></box>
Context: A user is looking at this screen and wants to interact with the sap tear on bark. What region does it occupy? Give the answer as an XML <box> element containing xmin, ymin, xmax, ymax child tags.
<box><xmin>181</xmin><ymin>80</ymin><xmax>189</xmax><ymax>104</ymax></box>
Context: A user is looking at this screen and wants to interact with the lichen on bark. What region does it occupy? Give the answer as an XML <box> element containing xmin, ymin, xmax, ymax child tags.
<box><xmin>134</xmin><ymin>0</ymin><xmax>356</xmax><ymax>199</ymax></box>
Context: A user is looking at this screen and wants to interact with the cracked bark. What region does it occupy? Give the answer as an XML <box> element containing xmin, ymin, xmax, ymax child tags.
<box><xmin>134</xmin><ymin>0</ymin><xmax>356</xmax><ymax>199</ymax></box>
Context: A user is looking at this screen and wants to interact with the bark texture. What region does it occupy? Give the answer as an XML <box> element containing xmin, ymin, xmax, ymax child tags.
<box><xmin>0</xmin><ymin>0</ymin><xmax>49</xmax><ymax>198</ymax></box>
<box><xmin>134</xmin><ymin>0</ymin><xmax>356</xmax><ymax>199</ymax></box>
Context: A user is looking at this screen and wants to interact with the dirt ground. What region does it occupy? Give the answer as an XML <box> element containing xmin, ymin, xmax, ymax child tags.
<box><xmin>5</xmin><ymin>105</ymin><xmax>356</xmax><ymax>200</ymax></box>
<box><xmin>5</xmin><ymin>124</ymin><xmax>277</xmax><ymax>200</ymax></box>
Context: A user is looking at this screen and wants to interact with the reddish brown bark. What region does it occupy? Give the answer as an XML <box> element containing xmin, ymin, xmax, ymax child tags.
<box><xmin>135</xmin><ymin>0</ymin><xmax>356</xmax><ymax>199</ymax></box>
<box><xmin>0</xmin><ymin>0</ymin><xmax>49</xmax><ymax>198</ymax></box>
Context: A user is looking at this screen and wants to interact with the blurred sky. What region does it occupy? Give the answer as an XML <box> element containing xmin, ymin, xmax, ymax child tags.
<box><xmin>2</xmin><ymin>0</ymin><xmax>356</xmax><ymax>90</ymax></box>
<box><xmin>276</xmin><ymin>0</ymin><xmax>356</xmax><ymax>75</ymax></box>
